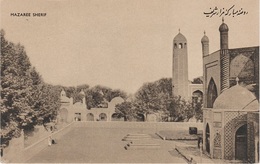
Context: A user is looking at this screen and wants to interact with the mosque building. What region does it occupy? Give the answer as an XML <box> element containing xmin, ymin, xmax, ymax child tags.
<box><xmin>202</xmin><ymin>18</ymin><xmax>259</xmax><ymax>162</ymax></box>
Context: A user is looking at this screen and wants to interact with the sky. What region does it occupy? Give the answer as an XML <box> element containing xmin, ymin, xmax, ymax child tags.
<box><xmin>1</xmin><ymin>0</ymin><xmax>259</xmax><ymax>94</ymax></box>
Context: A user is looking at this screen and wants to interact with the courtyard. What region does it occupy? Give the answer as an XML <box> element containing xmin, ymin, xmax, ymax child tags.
<box><xmin>26</xmin><ymin>124</ymin><xmax>188</xmax><ymax>163</ymax></box>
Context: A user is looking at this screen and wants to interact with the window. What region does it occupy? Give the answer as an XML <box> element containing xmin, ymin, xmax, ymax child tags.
<box><xmin>178</xmin><ymin>43</ymin><xmax>183</xmax><ymax>49</ymax></box>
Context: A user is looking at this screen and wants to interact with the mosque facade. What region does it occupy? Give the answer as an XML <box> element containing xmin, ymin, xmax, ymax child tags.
<box><xmin>202</xmin><ymin>19</ymin><xmax>259</xmax><ymax>163</ymax></box>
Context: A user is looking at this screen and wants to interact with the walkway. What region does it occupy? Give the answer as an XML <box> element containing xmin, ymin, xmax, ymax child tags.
<box><xmin>27</xmin><ymin>126</ymin><xmax>186</xmax><ymax>163</ymax></box>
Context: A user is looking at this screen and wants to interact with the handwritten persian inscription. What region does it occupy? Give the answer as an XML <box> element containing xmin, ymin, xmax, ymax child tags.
<box><xmin>204</xmin><ymin>5</ymin><xmax>248</xmax><ymax>18</ymax></box>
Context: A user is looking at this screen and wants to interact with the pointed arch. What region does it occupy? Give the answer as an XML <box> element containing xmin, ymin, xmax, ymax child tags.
<box><xmin>207</xmin><ymin>78</ymin><xmax>218</xmax><ymax>108</ymax></box>
<box><xmin>235</xmin><ymin>124</ymin><xmax>248</xmax><ymax>160</ymax></box>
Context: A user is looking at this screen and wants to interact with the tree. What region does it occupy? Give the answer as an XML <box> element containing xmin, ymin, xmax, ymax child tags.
<box><xmin>0</xmin><ymin>29</ymin><xmax>61</xmax><ymax>146</ymax></box>
<box><xmin>194</xmin><ymin>101</ymin><xmax>203</xmax><ymax>122</ymax></box>
<box><xmin>115</xmin><ymin>102</ymin><xmax>136</xmax><ymax>121</ymax></box>
<box><xmin>85</xmin><ymin>85</ymin><xmax>127</xmax><ymax>109</ymax></box>
<box><xmin>192</xmin><ymin>76</ymin><xmax>203</xmax><ymax>84</ymax></box>
<box><xmin>1</xmin><ymin>30</ymin><xmax>34</xmax><ymax>139</ymax></box>
<box><xmin>167</xmin><ymin>96</ymin><xmax>194</xmax><ymax>122</ymax></box>
<box><xmin>134</xmin><ymin>78</ymin><xmax>172</xmax><ymax>119</ymax></box>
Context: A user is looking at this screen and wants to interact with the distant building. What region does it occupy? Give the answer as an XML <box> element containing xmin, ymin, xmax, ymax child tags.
<box><xmin>58</xmin><ymin>89</ymin><xmax>125</xmax><ymax>123</ymax></box>
<box><xmin>202</xmin><ymin>18</ymin><xmax>259</xmax><ymax>162</ymax></box>
<box><xmin>172</xmin><ymin>30</ymin><xmax>203</xmax><ymax>101</ymax></box>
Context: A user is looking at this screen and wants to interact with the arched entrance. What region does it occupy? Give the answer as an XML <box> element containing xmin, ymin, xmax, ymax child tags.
<box><xmin>235</xmin><ymin>124</ymin><xmax>247</xmax><ymax>160</ymax></box>
<box><xmin>206</xmin><ymin>123</ymin><xmax>210</xmax><ymax>154</ymax></box>
<box><xmin>86</xmin><ymin>113</ymin><xmax>94</xmax><ymax>121</ymax></box>
<box><xmin>207</xmin><ymin>78</ymin><xmax>217</xmax><ymax>108</ymax></box>
<box><xmin>99</xmin><ymin>113</ymin><xmax>107</xmax><ymax>121</ymax></box>
<box><xmin>192</xmin><ymin>90</ymin><xmax>203</xmax><ymax>103</ymax></box>
<box><xmin>74</xmin><ymin>113</ymin><xmax>81</xmax><ymax>121</ymax></box>
<box><xmin>111</xmin><ymin>113</ymin><xmax>123</xmax><ymax>121</ymax></box>
<box><xmin>136</xmin><ymin>114</ymin><xmax>145</xmax><ymax>122</ymax></box>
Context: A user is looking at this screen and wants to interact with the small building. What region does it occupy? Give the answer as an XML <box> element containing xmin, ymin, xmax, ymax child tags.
<box><xmin>203</xmin><ymin>79</ymin><xmax>259</xmax><ymax>162</ymax></box>
<box><xmin>58</xmin><ymin>89</ymin><xmax>125</xmax><ymax>123</ymax></box>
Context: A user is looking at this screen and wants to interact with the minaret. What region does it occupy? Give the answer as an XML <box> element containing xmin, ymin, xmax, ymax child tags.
<box><xmin>79</xmin><ymin>90</ymin><xmax>86</xmax><ymax>106</ymax></box>
<box><xmin>201</xmin><ymin>31</ymin><xmax>209</xmax><ymax>107</ymax></box>
<box><xmin>201</xmin><ymin>31</ymin><xmax>209</xmax><ymax>57</ymax></box>
<box><xmin>61</xmin><ymin>89</ymin><xmax>66</xmax><ymax>97</ymax></box>
<box><xmin>172</xmin><ymin>29</ymin><xmax>189</xmax><ymax>99</ymax></box>
<box><xmin>219</xmin><ymin>17</ymin><xmax>229</xmax><ymax>49</ymax></box>
<box><xmin>219</xmin><ymin>18</ymin><xmax>230</xmax><ymax>92</ymax></box>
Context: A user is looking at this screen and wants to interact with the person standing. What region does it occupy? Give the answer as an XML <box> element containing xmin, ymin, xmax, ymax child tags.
<box><xmin>48</xmin><ymin>136</ymin><xmax>52</xmax><ymax>146</ymax></box>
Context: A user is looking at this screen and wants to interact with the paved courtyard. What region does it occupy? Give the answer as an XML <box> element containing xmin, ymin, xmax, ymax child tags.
<box><xmin>26</xmin><ymin>126</ymin><xmax>186</xmax><ymax>163</ymax></box>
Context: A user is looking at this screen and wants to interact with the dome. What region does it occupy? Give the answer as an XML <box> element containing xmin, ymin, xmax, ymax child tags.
<box><xmin>201</xmin><ymin>31</ymin><xmax>209</xmax><ymax>43</ymax></box>
<box><xmin>219</xmin><ymin>18</ymin><xmax>229</xmax><ymax>32</ymax></box>
<box><xmin>174</xmin><ymin>32</ymin><xmax>187</xmax><ymax>42</ymax></box>
<box><xmin>213</xmin><ymin>84</ymin><xmax>259</xmax><ymax>110</ymax></box>
<box><xmin>79</xmin><ymin>90</ymin><xmax>85</xmax><ymax>95</ymax></box>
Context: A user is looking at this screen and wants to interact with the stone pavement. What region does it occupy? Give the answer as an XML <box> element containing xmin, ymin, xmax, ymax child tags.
<box><xmin>26</xmin><ymin>127</ymin><xmax>187</xmax><ymax>163</ymax></box>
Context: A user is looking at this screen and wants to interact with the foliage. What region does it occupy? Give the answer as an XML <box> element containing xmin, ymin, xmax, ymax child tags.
<box><xmin>0</xmin><ymin>30</ymin><xmax>61</xmax><ymax>146</ymax></box>
<box><xmin>134</xmin><ymin>78</ymin><xmax>172</xmax><ymax>117</ymax></box>
<box><xmin>115</xmin><ymin>77</ymin><xmax>201</xmax><ymax>122</ymax></box>
<box><xmin>115</xmin><ymin>102</ymin><xmax>136</xmax><ymax>121</ymax></box>
<box><xmin>194</xmin><ymin>101</ymin><xmax>203</xmax><ymax>122</ymax></box>
<box><xmin>85</xmin><ymin>85</ymin><xmax>127</xmax><ymax>109</ymax></box>
<box><xmin>167</xmin><ymin>96</ymin><xmax>194</xmax><ymax>122</ymax></box>
<box><xmin>192</xmin><ymin>76</ymin><xmax>203</xmax><ymax>84</ymax></box>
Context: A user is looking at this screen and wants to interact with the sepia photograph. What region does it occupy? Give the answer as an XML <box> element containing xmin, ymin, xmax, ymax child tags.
<box><xmin>0</xmin><ymin>0</ymin><xmax>259</xmax><ymax>163</ymax></box>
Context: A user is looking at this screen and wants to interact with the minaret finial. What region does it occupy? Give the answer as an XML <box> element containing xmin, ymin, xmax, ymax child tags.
<box><xmin>178</xmin><ymin>28</ymin><xmax>180</xmax><ymax>33</ymax></box>
<box><xmin>204</xmin><ymin>30</ymin><xmax>206</xmax><ymax>35</ymax></box>
<box><xmin>222</xmin><ymin>17</ymin><xmax>224</xmax><ymax>23</ymax></box>
<box><xmin>236</xmin><ymin>77</ymin><xmax>239</xmax><ymax>85</ymax></box>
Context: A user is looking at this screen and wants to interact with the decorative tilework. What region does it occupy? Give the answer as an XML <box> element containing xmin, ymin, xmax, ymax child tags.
<box><xmin>224</xmin><ymin>112</ymin><xmax>247</xmax><ymax>160</ymax></box>
<box><xmin>220</xmin><ymin>50</ymin><xmax>230</xmax><ymax>92</ymax></box>
<box><xmin>214</xmin><ymin>133</ymin><xmax>221</xmax><ymax>147</ymax></box>
<box><xmin>247</xmin><ymin>121</ymin><xmax>255</xmax><ymax>163</ymax></box>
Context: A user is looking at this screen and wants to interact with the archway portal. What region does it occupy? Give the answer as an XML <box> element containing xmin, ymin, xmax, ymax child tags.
<box><xmin>207</xmin><ymin>78</ymin><xmax>217</xmax><ymax>108</ymax></box>
<box><xmin>86</xmin><ymin>113</ymin><xmax>94</xmax><ymax>121</ymax></box>
<box><xmin>206</xmin><ymin>123</ymin><xmax>210</xmax><ymax>154</ymax></box>
<box><xmin>192</xmin><ymin>90</ymin><xmax>203</xmax><ymax>103</ymax></box>
<box><xmin>235</xmin><ymin>124</ymin><xmax>247</xmax><ymax>160</ymax></box>
<box><xmin>99</xmin><ymin>113</ymin><xmax>107</xmax><ymax>121</ymax></box>
<box><xmin>136</xmin><ymin>114</ymin><xmax>145</xmax><ymax>122</ymax></box>
<box><xmin>111</xmin><ymin>113</ymin><xmax>123</xmax><ymax>121</ymax></box>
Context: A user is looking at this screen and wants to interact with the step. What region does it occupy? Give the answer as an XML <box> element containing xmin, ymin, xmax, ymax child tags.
<box><xmin>122</xmin><ymin>137</ymin><xmax>152</xmax><ymax>141</ymax></box>
<box><xmin>125</xmin><ymin>143</ymin><xmax>160</xmax><ymax>150</ymax></box>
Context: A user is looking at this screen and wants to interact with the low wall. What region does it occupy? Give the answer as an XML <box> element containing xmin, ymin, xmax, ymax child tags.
<box><xmin>22</xmin><ymin>121</ymin><xmax>74</xmax><ymax>162</ymax></box>
<box><xmin>73</xmin><ymin>121</ymin><xmax>203</xmax><ymax>131</ymax></box>
<box><xmin>4</xmin><ymin>122</ymin><xmax>75</xmax><ymax>163</ymax></box>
